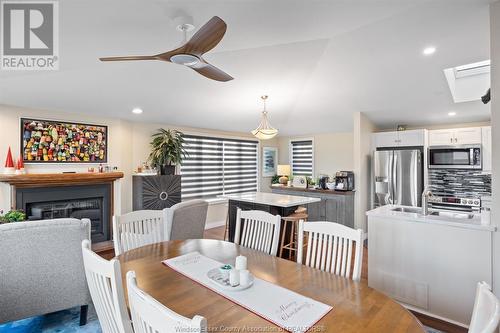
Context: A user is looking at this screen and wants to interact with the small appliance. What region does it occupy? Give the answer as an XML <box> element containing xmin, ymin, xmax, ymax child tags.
<box><xmin>428</xmin><ymin>145</ymin><xmax>481</xmax><ymax>169</ymax></box>
<box><xmin>334</xmin><ymin>171</ymin><xmax>354</xmax><ymax>191</ymax></box>
<box><xmin>292</xmin><ymin>176</ymin><xmax>307</xmax><ymax>188</ymax></box>
<box><xmin>318</xmin><ymin>175</ymin><xmax>329</xmax><ymax>190</ymax></box>
<box><xmin>427</xmin><ymin>196</ymin><xmax>481</xmax><ymax>212</ymax></box>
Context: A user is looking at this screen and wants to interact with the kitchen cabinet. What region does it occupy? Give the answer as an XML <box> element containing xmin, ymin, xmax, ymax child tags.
<box><xmin>373</xmin><ymin>129</ymin><xmax>426</xmax><ymax>148</ymax></box>
<box><xmin>482</xmin><ymin>126</ymin><xmax>492</xmax><ymax>173</ymax></box>
<box><xmin>428</xmin><ymin>127</ymin><xmax>482</xmax><ymax>146</ymax></box>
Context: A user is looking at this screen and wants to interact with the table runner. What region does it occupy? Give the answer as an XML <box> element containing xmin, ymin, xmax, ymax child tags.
<box><xmin>163</xmin><ymin>252</ymin><xmax>333</xmax><ymax>333</ymax></box>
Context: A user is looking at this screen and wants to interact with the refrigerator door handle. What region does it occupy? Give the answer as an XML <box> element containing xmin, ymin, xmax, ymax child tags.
<box><xmin>387</xmin><ymin>151</ymin><xmax>394</xmax><ymax>204</ymax></box>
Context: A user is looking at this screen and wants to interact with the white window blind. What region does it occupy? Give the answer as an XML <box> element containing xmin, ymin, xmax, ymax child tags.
<box><xmin>180</xmin><ymin>135</ymin><xmax>258</xmax><ymax>200</ymax></box>
<box><xmin>290</xmin><ymin>139</ymin><xmax>313</xmax><ymax>177</ymax></box>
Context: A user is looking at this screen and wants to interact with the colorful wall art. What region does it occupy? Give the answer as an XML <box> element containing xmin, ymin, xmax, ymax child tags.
<box><xmin>21</xmin><ymin>118</ymin><xmax>108</xmax><ymax>163</ymax></box>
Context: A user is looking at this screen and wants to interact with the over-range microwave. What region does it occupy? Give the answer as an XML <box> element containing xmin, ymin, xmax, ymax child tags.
<box><xmin>428</xmin><ymin>145</ymin><xmax>482</xmax><ymax>169</ymax></box>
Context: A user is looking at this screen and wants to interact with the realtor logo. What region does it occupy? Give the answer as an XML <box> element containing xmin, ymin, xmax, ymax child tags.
<box><xmin>1</xmin><ymin>0</ymin><xmax>59</xmax><ymax>70</ymax></box>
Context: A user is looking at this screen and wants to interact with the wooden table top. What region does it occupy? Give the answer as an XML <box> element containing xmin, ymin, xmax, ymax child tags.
<box><xmin>117</xmin><ymin>239</ymin><xmax>424</xmax><ymax>333</ymax></box>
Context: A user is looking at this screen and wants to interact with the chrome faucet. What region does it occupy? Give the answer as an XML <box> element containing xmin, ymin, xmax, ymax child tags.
<box><xmin>421</xmin><ymin>188</ymin><xmax>433</xmax><ymax>215</ymax></box>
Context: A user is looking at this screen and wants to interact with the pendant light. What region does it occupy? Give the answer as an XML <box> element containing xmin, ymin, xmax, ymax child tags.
<box><xmin>251</xmin><ymin>95</ymin><xmax>278</xmax><ymax>140</ymax></box>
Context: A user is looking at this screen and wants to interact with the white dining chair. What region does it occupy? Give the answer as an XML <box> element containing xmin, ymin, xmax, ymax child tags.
<box><xmin>126</xmin><ymin>271</ymin><xmax>207</xmax><ymax>333</ymax></box>
<box><xmin>113</xmin><ymin>210</ymin><xmax>164</xmax><ymax>255</ymax></box>
<box><xmin>469</xmin><ymin>281</ymin><xmax>500</xmax><ymax>333</ymax></box>
<box><xmin>81</xmin><ymin>240</ymin><xmax>133</xmax><ymax>333</ymax></box>
<box><xmin>234</xmin><ymin>208</ymin><xmax>281</xmax><ymax>256</ymax></box>
<box><xmin>297</xmin><ymin>221</ymin><xmax>364</xmax><ymax>281</ymax></box>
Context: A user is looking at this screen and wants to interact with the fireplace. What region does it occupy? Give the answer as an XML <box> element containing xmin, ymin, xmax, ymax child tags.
<box><xmin>16</xmin><ymin>184</ymin><xmax>112</xmax><ymax>243</ymax></box>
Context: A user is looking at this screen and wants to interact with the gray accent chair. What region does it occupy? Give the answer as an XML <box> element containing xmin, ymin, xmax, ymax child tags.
<box><xmin>164</xmin><ymin>199</ymin><xmax>209</xmax><ymax>240</ymax></box>
<box><xmin>0</xmin><ymin>218</ymin><xmax>91</xmax><ymax>325</ymax></box>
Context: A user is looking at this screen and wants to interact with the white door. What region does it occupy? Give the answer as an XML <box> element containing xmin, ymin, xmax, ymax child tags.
<box><xmin>482</xmin><ymin>126</ymin><xmax>492</xmax><ymax>173</ymax></box>
<box><xmin>428</xmin><ymin>129</ymin><xmax>454</xmax><ymax>146</ymax></box>
<box><xmin>373</xmin><ymin>132</ymin><xmax>400</xmax><ymax>148</ymax></box>
<box><xmin>454</xmin><ymin>127</ymin><xmax>482</xmax><ymax>145</ymax></box>
<box><xmin>398</xmin><ymin>130</ymin><xmax>425</xmax><ymax>147</ymax></box>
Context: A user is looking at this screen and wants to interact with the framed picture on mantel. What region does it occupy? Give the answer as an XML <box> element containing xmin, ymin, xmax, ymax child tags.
<box><xmin>263</xmin><ymin>146</ymin><xmax>278</xmax><ymax>177</ymax></box>
<box><xmin>20</xmin><ymin>118</ymin><xmax>108</xmax><ymax>163</ymax></box>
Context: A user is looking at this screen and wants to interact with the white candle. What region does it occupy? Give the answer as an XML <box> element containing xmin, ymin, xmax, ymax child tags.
<box><xmin>235</xmin><ymin>255</ymin><xmax>247</xmax><ymax>270</ymax></box>
<box><xmin>229</xmin><ymin>269</ymin><xmax>240</xmax><ymax>287</ymax></box>
<box><xmin>239</xmin><ymin>269</ymin><xmax>251</xmax><ymax>287</ymax></box>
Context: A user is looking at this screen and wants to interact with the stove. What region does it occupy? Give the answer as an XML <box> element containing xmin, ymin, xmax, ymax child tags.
<box><xmin>427</xmin><ymin>196</ymin><xmax>481</xmax><ymax>212</ymax></box>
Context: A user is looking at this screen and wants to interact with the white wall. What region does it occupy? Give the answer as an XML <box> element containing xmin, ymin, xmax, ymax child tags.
<box><xmin>277</xmin><ymin>132</ymin><xmax>354</xmax><ymax>178</ymax></box>
<box><xmin>353</xmin><ymin>112</ymin><xmax>375</xmax><ymax>231</ymax></box>
<box><xmin>489</xmin><ymin>1</ymin><xmax>500</xmax><ymax>300</ymax></box>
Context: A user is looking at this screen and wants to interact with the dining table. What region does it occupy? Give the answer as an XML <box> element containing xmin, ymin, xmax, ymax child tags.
<box><xmin>116</xmin><ymin>239</ymin><xmax>425</xmax><ymax>333</ymax></box>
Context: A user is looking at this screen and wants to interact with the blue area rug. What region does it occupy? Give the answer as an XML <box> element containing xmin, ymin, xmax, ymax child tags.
<box><xmin>0</xmin><ymin>305</ymin><xmax>101</xmax><ymax>333</ymax></box>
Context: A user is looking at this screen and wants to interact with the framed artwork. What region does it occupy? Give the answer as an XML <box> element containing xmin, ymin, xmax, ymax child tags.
<box><xmin>262</xmin><ymin>147</ymin><xmax>278</xmax><ymax>177</ymax></box>
<box><xmin>20</xmin><ymin>118</ymin><xmax>108</xmax><ymax>163</ymax></box>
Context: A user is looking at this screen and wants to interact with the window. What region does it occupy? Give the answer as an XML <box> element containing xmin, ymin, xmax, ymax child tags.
<box><xmin>180</xmin><ymin>134</ymin><xmax>258</xmax><ymax>200</ymax></box>
<box><xmin>290</xmin><ymin>139</ymin><xmax>314</xmax><ymax>177</ymax></box>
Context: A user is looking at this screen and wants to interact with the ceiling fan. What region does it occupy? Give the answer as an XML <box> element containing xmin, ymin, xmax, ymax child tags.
<box><xmin>99</xmin><ymin>16</ymin><xmax>233</xmax><ymax>82</ymax></box>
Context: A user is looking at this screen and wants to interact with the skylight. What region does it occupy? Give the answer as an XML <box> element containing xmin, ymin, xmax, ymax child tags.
<box><xmin>444</xmin><ymin>60</ymin><xmax>490</xmax><ymax>103</ymax></box>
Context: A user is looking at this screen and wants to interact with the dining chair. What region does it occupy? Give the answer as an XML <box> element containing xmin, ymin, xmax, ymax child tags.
<box><xmin>468</xmin><ymin>281</ymin><xmax>500</xmax><ymax>333</ymax></box>
<box><xmin>81</xmin><ymin>240</ymin><xmax>134</xmax><ymax>333</ymax></box>
<box><xmin>164</xmin><ymin>199</ymin><xmax>208</xmax><ymax>241</ymax></box>
<box><xmin>234</xmin><ymin>208</ymin><xmax>281</xmax><ymax>256</ymax></box>
<box><xmin>297</xmin><ymin>221</ymin><xmax>364</xmax><ymax>281</ymax></box>
<box><xmin>126</xmin><ymin>270</ymin><xmax>207</xmax><ymax>333</ymax></box>
<box><xmin>113</xmin><ymin>210</ymin><xmax>164</xmax><ymax>256</ymax></box>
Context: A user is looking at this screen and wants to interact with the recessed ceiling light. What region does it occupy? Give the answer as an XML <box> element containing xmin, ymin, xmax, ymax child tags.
<box><xmin>448</xmin><ymin>111</ymin><xmax>457</xmax><ymax>116</ymax></box>
<box><xmin>423</xmin><ymin>46</ymin><xmax>436</xmax><ymax>55</ymax></box>
<box><xmin>132</xmin><ymin>108</ymin><xmax>143</xmax><ymax>114</ymax></box>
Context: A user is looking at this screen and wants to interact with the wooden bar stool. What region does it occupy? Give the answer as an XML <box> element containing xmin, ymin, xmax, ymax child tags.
<box><xmin>279</xmin><ymin>210</ymin><xmax>308</xmax><ymax>260</ymax></box>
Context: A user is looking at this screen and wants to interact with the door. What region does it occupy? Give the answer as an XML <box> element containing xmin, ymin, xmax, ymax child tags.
<box><xmin>374</xmin><ymin>150</ymin><xmax>393</xmax><ymax>207</ymax></box>
<box><xmin>393</xmin><ymin>150</ymin><xmax>422</xmax><ymax>207</ymax></box>
<box><xmin>428</xmin><ymin>129</ymin><xmax>454</xmax><ymax>146</ymax></box>
<box><xmin>398</xmin><ymin>130</ymin><xmax>425</xmax><ymax>146</ymax></box>
<box><xmin>373</xmin><ymin>132</ymin><xmax>400</xmax><ymax>148</ymax></box>
<box><xmin>454</xmin><ymin>128</ymin><xmax>482</xmax><ymax>145</ymax></box>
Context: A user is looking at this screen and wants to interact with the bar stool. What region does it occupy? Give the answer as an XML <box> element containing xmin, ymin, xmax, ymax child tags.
<box><xmin>279</xmin><ymin>209</ymin><xmax>308</xmax><ymax>260</ymax></box>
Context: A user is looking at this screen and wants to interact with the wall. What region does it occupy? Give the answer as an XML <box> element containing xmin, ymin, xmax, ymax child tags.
<box><xmin>277</xmin><ymin>132</ymin><xmax>354</xmax><ymax>178</ymax></box>
<box><xmin>353</xmin><ymin>112</ymin><xmax>375</xmax><ymax>231</ymax></box>
<box><xmin>0</xmin><ymin>105</ymin><xmax>271</xmax><ymax>227</ymax></box>
<box><xmin>489</xmin><ymin>0</ymin><xmax>500</xmax><ymax>301</ymax></box>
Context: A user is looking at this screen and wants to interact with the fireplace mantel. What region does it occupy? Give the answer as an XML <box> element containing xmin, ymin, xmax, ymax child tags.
<box><xmin>0</xmin><ymin>172</ymin><xmax>124</xmax><ymax>188</ymax></box>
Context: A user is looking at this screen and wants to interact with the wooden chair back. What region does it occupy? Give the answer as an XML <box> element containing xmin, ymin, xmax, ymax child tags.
<box><xmin>297</xmin><ymin>221</ymin><xmax>364</xmax><ymax>281</ymax></box>
<box><xmin>234</xmin><ymin>209</ymin><xmax>281</xmax><ymax>256</ymax></box>
<box><xmin>81</xmin><ymin>240</ymin><xmax>133</xmax><ymax>333</ymax></box>
<box><xmin>469</xmin><ymin>281</ymin><xmax>500</xmax><ymax>333</ymax></box>
<box><xmin>126</xmin><ymin>271</ymin><xmax>207</xmax><ymax>333</ymax></box>
<box><xmin>112</xmin><ymin>210</ymin><xmax>164</xmax><ymax>255</ymax></box>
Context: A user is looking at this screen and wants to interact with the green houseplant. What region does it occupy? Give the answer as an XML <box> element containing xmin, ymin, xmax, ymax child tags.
<box><xmin>148</xmin><ymin>129</ymin><xmax>188</xmax><ymax>175</ymax></box>
<box><xmin>0</xmin><ymin>210</ymin><xmax>26</xmax><ymax>224</ymax></box>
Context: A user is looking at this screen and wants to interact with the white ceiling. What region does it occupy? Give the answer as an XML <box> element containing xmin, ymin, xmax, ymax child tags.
<box><xmin>0</xmin><ymin>0</ymin><xmax>493</xmax><ymax>136</ymax></box>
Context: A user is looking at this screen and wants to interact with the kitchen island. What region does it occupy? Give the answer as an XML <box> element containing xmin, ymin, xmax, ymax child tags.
<box><xmin>367</xmin><ymin>205</ymin><xmax>495</xmax><ymax>327</ymax></box>
<box><xmin>221</xmin><ymin>192</ymin><xmax>320</xmax><ymax>246</ymax></box>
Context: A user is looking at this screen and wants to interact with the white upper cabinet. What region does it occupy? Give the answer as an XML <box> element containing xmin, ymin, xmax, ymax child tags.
<box><xmin>428</xmin><ymin>127</ymin><xmax>482</xmax><ymax>146</ymax></box>
<box><xmin>482</xmin><ymin>126</ymin><xmax>492</xmax><ymax>173</ymax></box>
<box><xmin>373</xmin><ymin>129</ymin><xmax>426</xmax><ymax>148</ymax></box>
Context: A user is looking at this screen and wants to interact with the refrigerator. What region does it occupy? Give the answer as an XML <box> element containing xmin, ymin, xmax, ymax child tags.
<box><xmin>373</xmin><ymin>148</ymin><xmax>423</xmax><ymax>207</ymax></box>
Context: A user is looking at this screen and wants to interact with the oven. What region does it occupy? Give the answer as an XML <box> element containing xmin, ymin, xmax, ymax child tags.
<box><xmin>428</xmin><ymin>145</ymin><xmax>481</xmax><ymax>169</ymax></box>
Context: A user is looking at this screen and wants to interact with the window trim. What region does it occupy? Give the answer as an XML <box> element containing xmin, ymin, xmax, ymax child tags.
<box><xmin>289</xmin><ymin>137</ymin><xmax>315</xmax><ymax>179</ymax></box>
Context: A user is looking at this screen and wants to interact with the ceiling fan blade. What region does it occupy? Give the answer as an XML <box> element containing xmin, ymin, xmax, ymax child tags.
<box><xmin>192</xmin><ymin>59</ymin><xmax>233</xmax><ymax>82</ymax></box>
<box><xmin>183</xmin><ymin>16</ymin><xmax>227</xmax><ymax>55</ymax></box>
<box><xmin>99</xmin><ymin>55</ymin><xmax>157</xmax><ymax>61</ymax></box>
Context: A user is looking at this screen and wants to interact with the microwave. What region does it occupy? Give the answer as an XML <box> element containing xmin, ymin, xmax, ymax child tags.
<box><xmin>428</xmin><ymin>145</ymin><xmax>481</xmax><ymax>169</ymax></box>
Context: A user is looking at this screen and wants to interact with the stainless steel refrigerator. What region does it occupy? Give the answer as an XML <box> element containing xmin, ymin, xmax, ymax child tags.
<box><xmin>373</xmin><ymin>148</ymin><xmax>423</xmax><ymax>207</ymax></box>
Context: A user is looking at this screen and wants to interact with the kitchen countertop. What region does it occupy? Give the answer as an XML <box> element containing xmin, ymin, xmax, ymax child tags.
<box><xmin>367</xmin><ymin>205</ymin><xmax>496</xmax><ymax>232</ymax></box>
<box><xmin>220</xmin><ymin>192</ymin><xmax>321</xmax><ymax>208</ymax></box>
<box><xmin>271</xmin><ymin>185</ymin><xmax>355</xmax><ymax>195</ymax></box>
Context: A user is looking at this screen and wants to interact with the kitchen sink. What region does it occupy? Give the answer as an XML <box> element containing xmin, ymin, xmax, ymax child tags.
<box><xmin>391</xmin><ymin>207</ymin><xmax>422</xmax><ymax>214</ymax></box>
<box><xmin>429</xmin><ymin>211</ymin><xmax>475</xmax><ymax>219</ymax></box>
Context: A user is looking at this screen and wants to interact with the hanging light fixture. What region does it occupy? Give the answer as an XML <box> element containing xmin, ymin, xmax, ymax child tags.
<box><xmin>251</xmin><ymin>95</ymin><xmax>278</xmax><ymax>140</ymax></box>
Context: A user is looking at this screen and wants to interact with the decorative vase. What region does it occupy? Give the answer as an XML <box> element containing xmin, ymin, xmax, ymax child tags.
<box><xmin>159</xmin><ymin>165</ymin><xmax>176</xmax><ymax>175</ymax></box>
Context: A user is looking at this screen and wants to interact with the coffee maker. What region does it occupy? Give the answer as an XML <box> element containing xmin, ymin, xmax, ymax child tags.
<box><xmin>318</xmin><ymin>175</ymin><xmax>329</xmax><ymax>190</ymax></box>
<box><xmin>334</xmin><ymin>171</ymin><xmax>354</xmax><ymax>191</ymax></box>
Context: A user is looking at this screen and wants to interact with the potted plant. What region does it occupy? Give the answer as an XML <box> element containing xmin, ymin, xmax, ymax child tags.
<box><xmin>148</xmin><ymin>129</ymin><xmax>188</xmax><ymax>175</ymax></box>
<box><xmin>0</xmin><ymin>209</ymin><xmax>27</xmax><ymax>224</ymax></box>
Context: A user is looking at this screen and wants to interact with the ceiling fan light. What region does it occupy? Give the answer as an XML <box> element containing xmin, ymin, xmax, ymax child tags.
<box><xmin>252</xmin><ymin>111</ymin><xmax>278</xmax><ymax>140</ymax></box>
<box><xmin>170</xmin><ymin>54</ymin><xmax>200</xmax><ymax>67</ymax></box>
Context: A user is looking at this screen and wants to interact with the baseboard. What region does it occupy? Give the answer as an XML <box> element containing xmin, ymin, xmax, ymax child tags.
<box><xmin>402</xmin><ymin>304</ymin><xmax>468</xmax><ymax>332</ymax></box>
<box><xmin>205</xmin><ymin>220</ymin><xmax>226</xmax><ymax>230</ymax></box>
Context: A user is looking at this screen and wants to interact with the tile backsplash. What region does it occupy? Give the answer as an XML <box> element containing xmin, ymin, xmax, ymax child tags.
<box><xmin>428</xmin><ymin>169</ymin><xmax>491</xmax><ymax>198</ymax></box>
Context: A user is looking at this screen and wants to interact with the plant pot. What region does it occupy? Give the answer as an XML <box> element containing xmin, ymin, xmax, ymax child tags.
<box><xmin>159</xmin><ymin>165</ymin><xmax>176</xmax><ymax>175</ymax></box>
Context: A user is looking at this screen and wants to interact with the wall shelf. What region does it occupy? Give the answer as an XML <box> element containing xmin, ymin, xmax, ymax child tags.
<box><xmin>0</xmin><ymin>172</ymin><xmax>124</xmax><ymax>188</ymax></box>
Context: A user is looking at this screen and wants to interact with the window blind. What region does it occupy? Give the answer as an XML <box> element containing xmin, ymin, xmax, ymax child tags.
<box><xmin>290</xmin><ymin>139</ymin><xmax>313</xmax><ymax>177</ymax></box>
<box><xmin>180</xmin><ymin>135</ymin><xmax>258</xmax><ymax>200</ymax></box>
